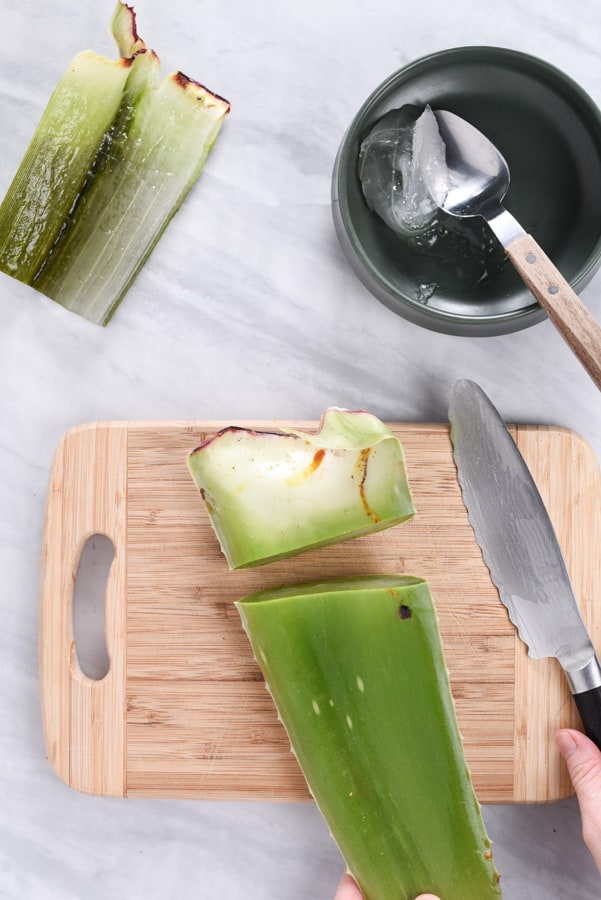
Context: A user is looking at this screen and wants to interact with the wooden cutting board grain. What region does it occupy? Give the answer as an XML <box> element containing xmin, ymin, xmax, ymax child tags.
<box><xmin>39</xmin><ymin>420</ymin><xmax>601</xmax><ymax>803</ymax></box>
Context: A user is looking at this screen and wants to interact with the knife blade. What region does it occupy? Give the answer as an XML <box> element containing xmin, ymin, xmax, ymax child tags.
<box><xmin>448</xmin><ymin>378</ymin><xmax>601</xmax><ymax>749</ymax></box>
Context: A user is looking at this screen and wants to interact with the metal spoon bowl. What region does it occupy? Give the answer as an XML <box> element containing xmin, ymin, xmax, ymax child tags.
<box><xmin>432</xmin><ymin>110</ymin><xmax>523</xmax><ymax>246</ymax></box>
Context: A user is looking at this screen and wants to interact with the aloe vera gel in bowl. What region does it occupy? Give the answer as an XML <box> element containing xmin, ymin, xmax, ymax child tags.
<box><xmin>332</xmin><ymin>47</ymin><xmax>601</xmax><ymax>336</ymax></box>
<box><xmin>358</xmin><ymin>104</ymin><xmax>507</xmax><ymax>295</ymax></box>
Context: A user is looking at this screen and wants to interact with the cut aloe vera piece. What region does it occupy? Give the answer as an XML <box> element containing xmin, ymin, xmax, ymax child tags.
<box><xmin>237</xmin><ymin>576</ymin><xmax>502</xmax><ymax>900</ymax></box>
<box><xmin>0</xmin><ymin>51</ymin><xmax>132</xmax><ymax>283</ymax></box>
<box><xmin>187</xmin><ymin>408</ymin><xmax>415</xmax><ymax>569</ymax></box>
<box><xmin>34</xmin><ymin>65</ymin><xmax>228</xmax><ymax>324</ymax></box>
<box><xmin>0</xmin><ymin>1</ymin><xmax>229</xmax><ymax>325</ymax></box>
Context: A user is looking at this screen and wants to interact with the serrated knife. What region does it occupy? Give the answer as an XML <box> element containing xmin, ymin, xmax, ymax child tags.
<box><xmin>448</xmin><ymin>378</ymin><xmax>601</xmax><ymax>748</ymax></box>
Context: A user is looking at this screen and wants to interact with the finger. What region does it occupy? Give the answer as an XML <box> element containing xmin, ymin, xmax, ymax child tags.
<box><xmin>556</xmin><ymin>728</ymin><xmax>601</xmax><ymax>872</ymax></box>
<box><xmin>333</xmin><ymin>875</ymin><xmax>440</xmax><ymax>900</ymax></box>
<box><xmin>334</xmin><ymin>872</ymin><xmax>363</xmax><ymax>900</ymax></box>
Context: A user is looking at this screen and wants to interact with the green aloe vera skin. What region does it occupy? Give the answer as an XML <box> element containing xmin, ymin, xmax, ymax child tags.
<box><xmin>0</xmin><ymin>1</ymin><xmax>229</xmax><ymax>325</ymax></box>
<box><xmin>187</xmin><ymin>409</ymin><xmax>416</xmax><ymax>570</ymax></box>
<box><xmin>0</xmin><ymin>51</ymin><xmax>132</xmax><ymax>284</ymax></box>
<box><xmin>237</xmin><ymin>576</ymin><xmax>502</xmax><ymax>900</ymax></box>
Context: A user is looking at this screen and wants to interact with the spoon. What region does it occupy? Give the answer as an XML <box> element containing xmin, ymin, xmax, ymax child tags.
<box><xmin>431</xmin><ymin>109</ymin><xmax>601</xmax><ymax>391</ymax></box>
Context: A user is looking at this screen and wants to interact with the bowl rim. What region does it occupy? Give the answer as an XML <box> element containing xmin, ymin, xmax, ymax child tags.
<box><xmin>332</xmin><ymin>45</ymin><xmax>601</xmax><ymax>335</ymax></box>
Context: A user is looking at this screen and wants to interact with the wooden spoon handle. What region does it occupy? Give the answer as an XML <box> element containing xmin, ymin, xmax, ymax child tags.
<box><xmin>506</xmin><ymin>233</ymin><xmax>601</xmax><ymax>391</ymax></box>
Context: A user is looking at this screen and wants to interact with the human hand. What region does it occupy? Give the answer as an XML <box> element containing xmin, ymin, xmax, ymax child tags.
<box><xmin>334</xmin><ymin>871</ymin><xmax>440</xmax><ymax>899</ymax></box>
<box><xmin>556</xmin><ymin>728</ymin><xmax>601</xmax><ymax>874</ymax></box>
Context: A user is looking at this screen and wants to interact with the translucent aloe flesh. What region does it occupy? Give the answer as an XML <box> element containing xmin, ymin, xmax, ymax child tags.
<box><xmin>237</xmin><ymin>576</ymin><xmax>502</xmax><ymax>899</ymax></box>
<box><xmin>0</xmin><ymin>1</ymin><xmax>229</xmax><ymax>325</ymax></box>
<box><xmin>187</xmin><ymin>408</ymin><xmax>416</xmax><ymax>569</ymax></box>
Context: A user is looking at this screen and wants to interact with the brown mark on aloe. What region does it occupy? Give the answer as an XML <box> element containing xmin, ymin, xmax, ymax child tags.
<box><xmin>199</xmin><ymin>488</ymin><xmax>215</xmax><ymax>514</ymax></box>
<box><xmin>285</xmin><ymin>448</ymin><xmax>326</xmax><ymax>487</ymax></box>
<box><xmin>309</xmin><ymin>448</ymin><xmax>325</xmax><ymax>473</ymax></box>
<box><xmin>172</xmin><ymin>71</ymin><xmax>231</xmax><ymax>110</ymax></box>
<box><xmin>174</xmin><ymin>71</ymin><xmax>195</xmax><ymax>90</ymax></box>
<box><xmin>357</xmin><ymin>448</ymin><xmax>380</xmax><ymax>523</ymax></box>
<box><xmin>122</xmin><ymin>3</ymin><xmax>142</xmax><ymax>45</ymax></box>
<box><xmin>398</xmin><ymin>605</ymin><xmax>412</xmax><ymax>620</ymax></box>
<box><xmin>116</xmin><ymin>2</ymin><xmax>147</xmax><ymax>57</ymax></box>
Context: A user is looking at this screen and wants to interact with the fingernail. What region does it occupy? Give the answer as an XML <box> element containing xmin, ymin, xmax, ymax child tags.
<box><xmin>556</xmin><ymin>729</ymin><xmax>579</xmax><ymax>758</ymax></box>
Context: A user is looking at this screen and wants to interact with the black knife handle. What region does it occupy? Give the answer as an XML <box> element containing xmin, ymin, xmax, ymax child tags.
<box><xmin>573</xmin><ymin>687</ymin><xmax>601</xmax><ymax>751</ymax></box>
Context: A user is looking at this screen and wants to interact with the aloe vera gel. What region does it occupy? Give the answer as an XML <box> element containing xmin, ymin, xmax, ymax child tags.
<box><xmin>358</xmin><ymin>105</ymin><xmax>506</xmax><ymax>295</ymax></box>
<box><xmin>187</xmin><ymin>408</ymin><xmax>415</xmax><ymax>569</ymax></box>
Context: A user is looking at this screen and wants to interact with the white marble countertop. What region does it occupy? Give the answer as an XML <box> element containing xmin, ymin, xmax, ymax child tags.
<box><xmin>3</xmin><ymin>0</ymin><xmax>601</xmax><ymax>897</ymax></box>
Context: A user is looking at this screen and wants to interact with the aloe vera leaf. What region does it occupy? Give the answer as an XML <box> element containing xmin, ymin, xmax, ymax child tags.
<box><xmin>187</xmin><ymin>409</ymin><xmax>416</xmax><ymax>570</ymax></box>
<box><xmin>0</xmin><ymin>1</ymin><xmax>229</xmax><ymax>325</ymax></box>
<box><xmin>33</xmin><ymin>61</ymin><xmax>229</xmax><ymax>325</ymax></box>
<box><xmin>0</xmin><ymin>50</ymin><xmax>132</xmax><ymax>282</ymax></box>
<box><xmin>236</xmin><ymin>576</ymin><xmax>502</xmax><ymax>900</ymax></box>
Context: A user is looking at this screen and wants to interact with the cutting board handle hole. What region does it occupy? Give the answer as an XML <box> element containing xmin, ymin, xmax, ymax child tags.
<box><xmin>73</xmin><ymin>534</ymin><xmax>115</xmax><ymax>681</ymax></box>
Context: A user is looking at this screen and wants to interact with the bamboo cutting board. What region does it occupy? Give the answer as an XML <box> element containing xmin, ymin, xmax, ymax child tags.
<box><xmin>40</xmin><ymin>420</ymin><xmax>601</xmax><ymax>804</ymax></box>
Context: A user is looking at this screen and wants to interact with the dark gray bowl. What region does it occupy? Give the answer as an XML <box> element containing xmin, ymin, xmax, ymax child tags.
<box><xmin>332</xmin><ymin>47</ymin><xmax>601</xmax><ymax>336</ymax></box>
